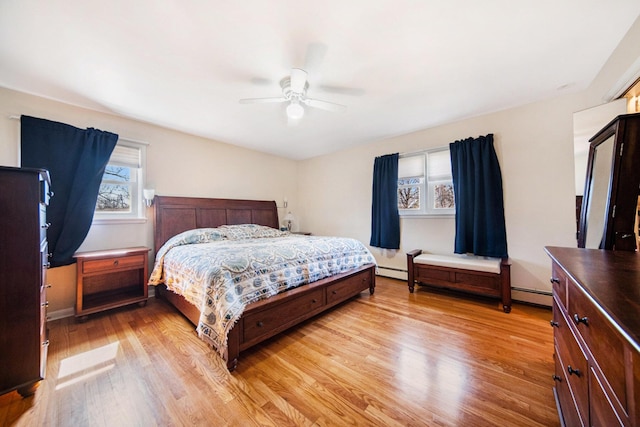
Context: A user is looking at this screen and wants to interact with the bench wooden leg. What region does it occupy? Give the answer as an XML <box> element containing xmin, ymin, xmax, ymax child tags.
<box><xmin>406</xmin><ymin>249</ymin><xmax>421</xmax><ymax>293</ymax></box>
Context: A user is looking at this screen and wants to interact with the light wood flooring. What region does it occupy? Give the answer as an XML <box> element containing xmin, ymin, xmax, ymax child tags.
<box><xmin>1</xmin><ymin>277</ymin><xmax>559</xmax><ymax>426</ymax></box>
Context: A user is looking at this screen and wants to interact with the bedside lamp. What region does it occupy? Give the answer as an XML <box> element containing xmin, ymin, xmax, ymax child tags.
<box><xmin>143</xmin><ymin>189</ymin><xmax>155</xmax><ymax>207</ymax></box>
<box><xmin>284</xmin><ymin>212</ymin><xmax>294</xmax><ymax>231</ymax></box>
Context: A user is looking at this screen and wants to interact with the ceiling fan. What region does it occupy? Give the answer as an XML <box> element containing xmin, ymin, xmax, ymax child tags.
<box><xmin>239</xmin><ymin>68</ymin><xmax>347</xmax><ymax>122</ymax></box>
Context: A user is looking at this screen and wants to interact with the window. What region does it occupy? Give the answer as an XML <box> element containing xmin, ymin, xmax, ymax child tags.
<box><xmin>398</xmin><ymin>147</ymin><xmax>455</xmax><ymax>216</ymax></box>
<box><xmin>94</xmin><ymin>139</ymin><xmax>147</xmax><ymax>223</ymax></box>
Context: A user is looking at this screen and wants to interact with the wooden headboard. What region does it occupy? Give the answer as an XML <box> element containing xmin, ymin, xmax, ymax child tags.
<box><xmin>153</xmin><ymin>196</ymin><xmax>279</xmax><ymax>251</ymax></box>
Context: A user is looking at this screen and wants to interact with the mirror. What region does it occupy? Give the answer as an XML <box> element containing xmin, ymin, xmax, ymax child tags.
<box><xmin>577</xmin><ymin>113</ymin><xmax>640</xmax><ymax>251</ymax></box>
<box><xmin>582</xmin><ymin>135</ymin><xmax>615</xmax><ymax>248</ymax></box>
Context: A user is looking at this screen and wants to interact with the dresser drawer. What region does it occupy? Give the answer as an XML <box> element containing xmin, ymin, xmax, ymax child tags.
<box><xmin>326</xmin><ymin>273</ymin><xmax>371</xmax><ymax>304</ymax></box>
<box><xmin>243</xmin><ymin>289</ymin><xmax>324</xmax><ymax>343</ymax></box>
<box><xmin>555</xmin><ymin>305</ymin><xmax>589</xmax><ymax>425</ymax></box>
<box><xmin>82</xmin><ymin>254</ymin><xmax>145</xmax><ymax>274</ymax></box>
<box><xmin>590</xmin><ymin>366</ymin><xmax>626</xmax><ymax>426</ymax></box>
<box><xmin>554</xmin><ymin>348</ymin><xmax>584</xmax><ymax>427</ymax></box>
<box><xmin>567</xmin><ymin>280</ymin><xmax>627</xmax><ymax>412</ymax></box>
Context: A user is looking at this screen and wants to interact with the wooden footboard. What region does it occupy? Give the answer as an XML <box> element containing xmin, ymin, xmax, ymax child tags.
<box><xmin>407</xmin><ymin>249</ymin><xmax>511</xmax><ymax>313</ymax></box>
<box><xmin>157</xmin><ymin>264</ymin><xmax>376</xmax><ymax>370</ymax></box>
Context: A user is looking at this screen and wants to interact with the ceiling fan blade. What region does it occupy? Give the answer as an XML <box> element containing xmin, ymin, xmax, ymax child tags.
<box><xmin>317</xmin><ymin>84</ymin><xmax>365</xmax><ymax>96</ymax></box>
<box><xmin>239</xmin><ymin>97</ymin><xmax>286</xmax><ymax>104</ymax></box>
<box><xmin>303</xmin><ymin>98</ymin><xmax>347</xmax><ymax>113</ymax></box>
<box><xmin>290</xmin><ymin>68</ymin><xmax>307</xmax><ymax>93</ymax></box>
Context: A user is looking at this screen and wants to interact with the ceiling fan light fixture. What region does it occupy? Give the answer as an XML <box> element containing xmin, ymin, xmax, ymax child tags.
<box><xmin>286</xmin><ymin>100</ymin><xmax>305</xmax><ymax>120</ymax></box>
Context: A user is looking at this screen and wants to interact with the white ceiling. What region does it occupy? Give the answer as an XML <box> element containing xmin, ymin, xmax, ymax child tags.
<box><xmin>1</xmin><ymin>1</ymin><xmax>639</xmax><ymax>160</ymax></box>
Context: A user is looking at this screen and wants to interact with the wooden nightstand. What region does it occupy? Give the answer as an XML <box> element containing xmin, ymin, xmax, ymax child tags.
<box><xmin>74</xmin><ymin>247</ymin><xmax>150</xmax><ymax>320</ymax></box>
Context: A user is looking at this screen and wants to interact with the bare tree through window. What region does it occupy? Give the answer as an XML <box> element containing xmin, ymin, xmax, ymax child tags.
<box><xmin>96</xmin><ymin>165</ymin><xmax>131</xmax><ymax>212</ymax></box>
<box><xmin>398</xmin><ymin>177</ymin><xmax>421</xmax><ymax>209</ymax></box>
<box><xmin>434</xmin><ymin>183</ymin><xmax>455</xmax><ymax>209</ymax></box>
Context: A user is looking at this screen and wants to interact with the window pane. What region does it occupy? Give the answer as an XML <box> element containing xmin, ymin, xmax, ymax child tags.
<box><xmin>427</xmin><ymin>150</ymin><xmax>452</xmax><ymax>181</ymax></box>
<box><xmin>97</xmin><ymin>183</ymin><xmax>131</xmax><ymax>212</ymax></box>
<box><xmin>398</xmin><ymin>155</ymin><xmax>425</xmax><ymax>179</ymax></box>
<box><xmin>398</xmin><ymin>186</ymin><xmax>420</xmax><ymax>209</ymax></box>
<box><xmin>103</xmin><ymin>165</ymin><xmax>131</xmax><ymax>183</ymax></box>
<box><xmin>433</xmin><ymin>183</ymin><xmax>455</xmax><ymax>209</ymax></box>
<box><xmin>109</xmin><ymin>144</ymin><xmax>141</xmax><ymax>168</ymax></box>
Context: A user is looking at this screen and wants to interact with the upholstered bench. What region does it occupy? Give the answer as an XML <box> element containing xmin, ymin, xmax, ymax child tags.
<box><xmin>407</xmin><ymin>249</ymin><xmax>511</xmax><ymax>313</ymax></box>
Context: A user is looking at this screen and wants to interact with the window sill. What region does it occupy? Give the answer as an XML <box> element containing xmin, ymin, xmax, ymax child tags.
<box><xmin>92</xmin><ymin>217</ymin><xmax>148</xmax><ymax>225</ymax></box>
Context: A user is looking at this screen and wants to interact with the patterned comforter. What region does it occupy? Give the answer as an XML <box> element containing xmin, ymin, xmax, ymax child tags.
<box><xmin>148</xmin><ymin>224</ymin><xmax>376</xmax><ymax>356</ymax></box>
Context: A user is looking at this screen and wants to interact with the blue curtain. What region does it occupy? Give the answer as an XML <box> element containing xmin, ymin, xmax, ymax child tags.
<box><xmin>370</xmin><ymin>153</ymin><xmax>400</xmax><ymax>249</ymax></box>
<box><xmin>21</xmin><ymin>116</ymin><xmax>118</xmax><ymax>267</ymax></box>
<box><xmin>449</xmin><ymin>134</ymin><xmax>508</xmax><ymax>258</ymax></box>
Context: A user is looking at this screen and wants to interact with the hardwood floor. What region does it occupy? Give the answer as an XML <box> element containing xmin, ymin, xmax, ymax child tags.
<box><xmin>0</xmin><ymin>277</ymin><xmax>559</xmax><ymax>426</ymax></box>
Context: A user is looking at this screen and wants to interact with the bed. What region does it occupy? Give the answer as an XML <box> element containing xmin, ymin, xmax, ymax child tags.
<box><xmin>149</xmin><ymin>196</ymin><xmax>377</xmax><ymax>371</ymax></box>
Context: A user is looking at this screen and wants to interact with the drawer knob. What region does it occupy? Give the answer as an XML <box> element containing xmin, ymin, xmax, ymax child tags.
<box><xmin>113</xmin><ymin>260</ymin><xmax>119</xmax><ymax>266</ymax></box>
<box><xmin>552</xmin><ymin>374</ymin><xmax>562</xmax><ymax>382</ymax></box>
<box><xmin>573</xmin><ymin>314</ymin><xmax>589</xmax><ymax>326</ymax></box>
<box><xmin>41</xmin><ymin>222</ymin><xmax>51</xmax><ymax>229</ymax></box>
<box><xmin>312</xmin><ymin>299</ymin><xmax>317</xmax><ymax>304</ymax></box>
<box><xmin>256</xmin><ymin>321</ymin><xmax>264</xmax><ymax>328</ymax></box>
<box><xmin>42</xmin><ymin>340</ymin><xmax>49</xmax><ymax>347</ymax></box>
<box><xmin>549</xmin><ymin>320</ymin><xmax>559</xmax><ymax>328</ymax></box>
<box><xmin>550</xmin><ymin>277</ymin><xmax>560</xmax><ymax>284</ymax></box>
<box><xmin>332</xmin><ymin>290</ymin><xmax>337</xmax><ymax>295</ymax></box>
<box><xmin>41</xmin><ymin>302</ymin><xmax>49</xmax><ymax>308</ymax></box>
<box><xmin>567</xmin><ymin>365</ymin><xmax>581</xmax><ymax>377</ymax></box>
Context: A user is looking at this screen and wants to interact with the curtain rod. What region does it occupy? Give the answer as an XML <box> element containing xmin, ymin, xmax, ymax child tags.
<box><xmin>8</xmin><ymin>115</ymin><xmax>149</xmax><ymax>145</ymax></box>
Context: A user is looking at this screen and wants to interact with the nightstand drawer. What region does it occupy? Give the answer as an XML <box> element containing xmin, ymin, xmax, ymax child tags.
<box><xmin>82</xmin><ymin>254</ymin><xmax>145</xmax><ymax>274</ymax></box>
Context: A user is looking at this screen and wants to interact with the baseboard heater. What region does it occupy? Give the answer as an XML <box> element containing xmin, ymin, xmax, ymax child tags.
<box><xmin>376</xmin><ymin>265</ymin><xmax>408</xmax><ymax>280</ymax></box>
<box><xmin>511</xmin><ymin>286</ymin><xmax>552</xmax><ymax>297</ymax></box>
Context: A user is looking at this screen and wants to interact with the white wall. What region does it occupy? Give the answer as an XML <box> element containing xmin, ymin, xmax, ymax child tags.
<box><xmin>0</xmin><ymin>87</ymin><xmax>298</xmax><ymax>316</ymax></box>
<box><xmin>298</xmin><ymin>92</ymin><xmax>586</xmax><ymax>305</ymax></box>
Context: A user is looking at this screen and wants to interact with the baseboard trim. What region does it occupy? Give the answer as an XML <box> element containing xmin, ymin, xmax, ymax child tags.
<box><xmin>47</xmin><ymin>307</ymin><xmax>74</xmax><ymax>321</ymax></box>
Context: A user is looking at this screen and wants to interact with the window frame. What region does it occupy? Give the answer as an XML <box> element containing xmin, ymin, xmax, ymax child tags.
<box><xmin>398</xmin><ymin>147</ymin><xmax>455</xmax><ymax>218</ymax></box>
<box><xmin>92</xmin><ymin>138</ymin><xmax>148</xmax><ymax>224</ymax></box>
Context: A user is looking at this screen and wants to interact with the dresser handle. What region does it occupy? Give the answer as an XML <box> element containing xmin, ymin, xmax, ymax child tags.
<box><xmin>573</xmin><ymin>314</ymin><xmax>589</xmax><ymax>326</ymax></box>
<box><xmin>312</xmin><ymin>299</ymin><xmax>317</xmax><ymax>304</ymax></box>
<box><xmin>567</xmin><ymin>366</ymin><xmax>581</xmax><ymax>377</ymax></box>
<box><xmin>549</xmin><ymin>320</ymin><xmax>559</xmax><ymax>328</ymax></box>
<box><xmin>41</xmin><ymin>222</ymin><xmax>51</xmax><ymax>229</ymax></box>
<box><xmin>41</xmin><ymin>302</ymin><xmax>49</xmax><ymax>308</ymax></box>
<box><xmin>256</xmin><ymin>321</ymin><xmax>264</xmax><ymax>328</ymax></box>
<box><xmin>42</xmin><ymin>340</ymin><xmax>49</xmax><ymax>347</ymax></box>
<box><xmin>552</xmin><ymin>375</ymin><xmax>562</xmax><ymax>382</ymax></box>
<box><xmin>113</xmin><ymin>260</ymin><xmax>119</xmax><ymax>266</ymax></box>
<box><xmin>550</xmin><ymin>278</ymin><xmax>560</xmax><ymax>284</ymax></box>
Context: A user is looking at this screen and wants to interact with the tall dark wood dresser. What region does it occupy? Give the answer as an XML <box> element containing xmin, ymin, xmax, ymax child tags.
<box><xmin>0</xmin><ymin>166</ymin><xmax>51</xmax><ymax>397</ymax></box>
<box><xmin>546</xmin><ymin>246</ymin><xmax>639</xmax><ymax>426</ymax></box>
